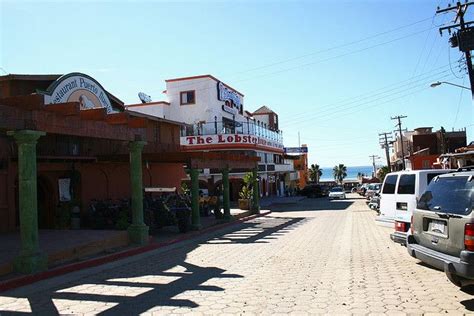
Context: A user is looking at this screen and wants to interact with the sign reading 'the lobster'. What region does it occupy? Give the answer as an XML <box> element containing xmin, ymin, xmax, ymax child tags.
<box><xmin>181</xmin><ymin>134</ymin><xmax>284</xmax><ymax>151</ymax></box>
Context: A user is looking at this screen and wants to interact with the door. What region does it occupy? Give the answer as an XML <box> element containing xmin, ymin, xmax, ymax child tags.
<box><xmin>394</xmin><ymin>173</ymin><xmax>416</xmax><ymax>226</ymax></box>
<box><xmin>37</xmin><ymin>176</ymin><xmax>55</xmax><ymax>229</ymax></box>
<box><xmin>380</xmin><ymin>174</ymin><xmax>399</xmax><ymax>220</ymax></box>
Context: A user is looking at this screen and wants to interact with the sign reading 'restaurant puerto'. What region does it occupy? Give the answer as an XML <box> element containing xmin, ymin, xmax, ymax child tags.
<box><xmin>181</xmin><ymin>134</ymin><xmax>284</xmax><ymax>151</ymax></box>
<box><xmin>38</xmin><ymin>72</ymin><xmax>116</xmax><ymax>113</ymax></box>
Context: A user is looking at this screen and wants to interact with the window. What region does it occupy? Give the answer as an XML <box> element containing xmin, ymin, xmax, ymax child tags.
<box><xmin>417</xmin><ymin>176</ymin><xmax>473</xmax><ymax>215</ymax></box>
<box><xmin>427</xmin><ymin>172</ymin><xmax>444</xmax><ymax>185</ymax></box>
<box><xmin>397</xmin><ymin>174</ymin><xmax>415</xmax><ymax>194</ymax></box>
<box><xmin>382</xmin><ymin>175</ymin><xmax>398</xmax><ymax>194</ymax></box>
<box><xmin>267</xmin><ymin>153</ymin><xmax>274</xmax><ymax>164</ymax></box>
<box><xmin>180</xmin><ymin>90</ymin><xmax>195</xmax><ymax>105</ymax></box>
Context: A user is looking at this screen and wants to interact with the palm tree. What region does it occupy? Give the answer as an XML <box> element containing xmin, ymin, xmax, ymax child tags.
<box><xmin>309</xmin><ymin>164</ymin><xmax>323</xmax><ymax>183</ymax></box>
<box><xmin>333</xmin><ymin>164</ymin><xmax>347</xmax><ymax>185</ymax></box>
<box><xmin>376</xmin><ymin>166</ymin><xmax>391</xmax><ymax>182</ymax></box>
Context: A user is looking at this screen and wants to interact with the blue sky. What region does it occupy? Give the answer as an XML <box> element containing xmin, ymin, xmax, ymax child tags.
<box><xmin>1</xmin><ymin>0</ymin><xmax>473</xmax><ymax>168</ymax></box>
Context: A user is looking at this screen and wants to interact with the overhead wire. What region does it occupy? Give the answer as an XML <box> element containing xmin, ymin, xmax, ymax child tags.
<box><xmin>281</xmin><ymin>72</ymin><xmax>456</xmax><ymax>126</ymax></box>
<box><xmin>281</xmin><ymin>66</ymin><xmax>454</xmax><ymax>124</ymax></box>
<box><xmin>452</xmin><ymin>77</ymin><xmax>467</xmax><ymax>128</ymax></box>
<box><xmin>148</xmin><ymin>19</ymin><xmax>443</xmax><ymax>96</ymax></box>
<box><xmin>233</xmin><ymin>16</ymin><xmax>436</xmax><ymax>76</ymax></box>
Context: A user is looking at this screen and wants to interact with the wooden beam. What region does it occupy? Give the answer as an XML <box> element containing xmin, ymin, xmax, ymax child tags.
<box><xmin>44</xmin><ymin>102</ymin><xmax>80</xmax><ymax>116</ymax></box>
<box><xmin>80</xmin><ymin>108</ymin><xmax>107</xmax><ymax>121</ymax></box>
<box><xmin>128</xmin><ymin>116</ymin><xmax>147</xmax><ymax>128</ymax></box>
<box><xmin>0</xmin><ymin>94</ymin><xmax>44</xmax><ymax>110</ymax></box>
<box><xmin>105</xmin><ymin>112</ymin><xmax>129</xmax><ymax>125</ymax></box>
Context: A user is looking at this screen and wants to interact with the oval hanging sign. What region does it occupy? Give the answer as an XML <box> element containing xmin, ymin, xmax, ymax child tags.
<box><xmin>38</xmin><ymin>72</ymin><xmax>116</xmax><ymax>113</ymax></box>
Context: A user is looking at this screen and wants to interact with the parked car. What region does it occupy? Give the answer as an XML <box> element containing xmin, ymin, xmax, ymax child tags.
<box><xmin>300</xmin><ymin>184</ymin><xmax>325</xmax><ymax>198</ymax></box>
<box><xmin>319</xmin><ymin>185</ymin><xmax>330</xmax><ymax>197</ymax></box>
<box><xmin>357</xmin><ymin>184</ymin><xmax>369</xmax><ymax>196</ymax></box>
<box><xmin>365</xmin><ymin>183</ymin><xmax>381</xmax><ymax>200</ymax></box>
<box><xmin>378</xmin><ymin>169</ymin><xmax>453</xmax><ymax>245</ymax></box>
<box><xmin>329</xmin><ymin>186</ymin><xmax>346</xmax><ymax>199</ymax></box>
<box><xmin>407</xmin><ymin>169</ymin><xmax>474</xmax><ymax>288</ymax></box>
<box><xmin>368</xmin><ymin>191</ymin><xmax>380</xmax><ymax>212</ymax></box>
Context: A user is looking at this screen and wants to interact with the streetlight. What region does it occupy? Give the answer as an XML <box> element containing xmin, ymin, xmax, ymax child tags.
<box><xmin>430</xmin><ymin>81</ymin><xmax>471</xmax><ymax>90</ymax></box>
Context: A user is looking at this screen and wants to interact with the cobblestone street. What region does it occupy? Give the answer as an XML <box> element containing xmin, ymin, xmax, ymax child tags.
<box><xmin>1</xmin><ymin>194</ymin><xmax>473</xmax><ymax>315</ymax></box>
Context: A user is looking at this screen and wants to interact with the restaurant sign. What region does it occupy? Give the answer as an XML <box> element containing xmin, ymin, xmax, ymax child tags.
<box><xmin>284</xmin><ymin>147</ymin><xmax>308</xmax><ymax>154</ymax></box>
<box><xmin>38</xmin><ymin>72</ymin><xmax>116</xmax><ymax>113</ymax></box>
<box><xmin>217</xmin><ymin>81</ymin><xmax>242</xmax><ymax>111</ymax></box>
<box><xmin>181</xmin><ymin>134</ymin><xmax>284</xmax><ymax>150</ymax></box>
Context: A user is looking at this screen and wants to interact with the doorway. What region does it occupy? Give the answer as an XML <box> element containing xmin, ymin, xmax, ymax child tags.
<box><xmin>37</xmin><ymin>176</ymin><xmax>55</xmax><ymax>229</ymax></box>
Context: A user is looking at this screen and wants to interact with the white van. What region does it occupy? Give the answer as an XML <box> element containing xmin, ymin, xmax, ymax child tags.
<box><xmin>378</xmin><ymin>169</ymin><xmax>453</xmax><ymax>245</ymax></box>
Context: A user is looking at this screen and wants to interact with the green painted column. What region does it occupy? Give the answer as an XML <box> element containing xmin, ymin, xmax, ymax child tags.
<box><xmin>128</xmin><ymin>141</ymin><xmax>149</xmax><ymax>245</ymax></box>
<box><xmin>252</xmin><ymin>167</ymin><xmax>260</xmax><ymax>214</ymax></box>
<box><xmin>7</xmin><ymin>130</ymin><xmax>47</xmax><ymax>274</ymax></box>
<box><xmin>190</xmin><ymin>168</ymin><xmax>201</xmax><ymax>230</ymax></box>
<box><xmin>222</xmin><ymin>167</ymin><xmax>231</xmax><ymax>220</ymax></box>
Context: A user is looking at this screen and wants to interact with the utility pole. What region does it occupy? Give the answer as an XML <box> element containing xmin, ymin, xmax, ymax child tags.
<box><xmin>391</xmin><ymin>115</ymin><xmax>408</xmax><ymax>170</ymax></box>
<box><xmin>379</xmin><ymin>132</ymin><xmax>393</xmax><ymax>171</ymax></box>
<box><xmin>436</xmin><ymin>1</ymin><xmax>474</xmax><ymax>97</ymax></box>
<box><xmin>369</xmin><ymin>155</ymin><xmax>381</xmax><ymax>178</ymax></box>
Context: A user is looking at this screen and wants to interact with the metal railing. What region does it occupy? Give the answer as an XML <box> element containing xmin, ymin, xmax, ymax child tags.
<box><xmin>181</xmin><ymin>120</ymin><xmax>283</xmax><ymax>144</ymax></box>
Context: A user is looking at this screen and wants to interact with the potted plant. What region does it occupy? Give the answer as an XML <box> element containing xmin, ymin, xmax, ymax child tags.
<box><xmin>238</xmin><ymin>172</ymin><xmax>254</xmax><ymax>210</ymax></box>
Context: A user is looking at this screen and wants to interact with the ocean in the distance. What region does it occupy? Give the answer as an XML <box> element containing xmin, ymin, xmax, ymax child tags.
<box><xmin>319</xmin><ymin>165</ymin><xmax>380</xmax><ymax>181</ymax></box>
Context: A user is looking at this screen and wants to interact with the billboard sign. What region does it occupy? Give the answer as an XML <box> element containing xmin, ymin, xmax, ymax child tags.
<box><xmin>284</xmin><ymin>147</ymin><xmax>308</xmax><ymax>154</ymax></box>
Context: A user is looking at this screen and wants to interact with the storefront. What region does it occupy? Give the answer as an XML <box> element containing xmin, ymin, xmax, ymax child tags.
<box><xmin>130</xmin><ymin>75</ymin><xmax>287</xmax><ymax>199</ymax></box>
<box><xmin>0</xmin><ymin>72</ymin><xmax>261</xmax><ymax>274</ymax></box>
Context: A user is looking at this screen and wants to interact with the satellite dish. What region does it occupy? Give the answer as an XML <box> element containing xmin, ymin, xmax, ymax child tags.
<box><xmin>138</xmin><ymin>92</ymin><xmax>152</xmax><ymax>104</ymax></box>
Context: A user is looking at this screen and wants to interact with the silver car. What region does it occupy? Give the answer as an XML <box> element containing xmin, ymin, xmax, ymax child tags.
<box><xmin>329</xmin><ymin>187</ymin><xmax>346</xmax><ymax>199</ymax></box>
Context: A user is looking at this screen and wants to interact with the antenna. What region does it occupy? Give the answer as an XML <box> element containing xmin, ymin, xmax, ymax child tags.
<box><xmin>138</xmin><ymin>92</ymin><xmax>152</xmax><ymax>104</ymax></box>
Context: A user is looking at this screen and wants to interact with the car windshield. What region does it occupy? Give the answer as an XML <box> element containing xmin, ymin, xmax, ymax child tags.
<box><xmin>331</xmin><ymin>187</ymin><xmax>343</xmax><ymax>192</ymax></box>
<box><xmin>417</xmin><ymin>176</ymin><xmax>474</xmax><ymax>215</ymax></box>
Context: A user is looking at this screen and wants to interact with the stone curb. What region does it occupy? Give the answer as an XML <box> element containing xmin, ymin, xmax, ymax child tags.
<box><xmin>0</xmin><ymin>210</ymin><xmax>272</xmax><ymax>293</ymax></box>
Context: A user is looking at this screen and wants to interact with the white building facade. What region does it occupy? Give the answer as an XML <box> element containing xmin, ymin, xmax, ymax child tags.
<box><xmin>128</xmin><ymin>74</ymin><xmax>294</xmax><ymax>199</ymax></box>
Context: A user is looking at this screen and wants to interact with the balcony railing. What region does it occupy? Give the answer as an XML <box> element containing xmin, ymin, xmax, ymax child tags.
<box><xmin>181</xmin><ymin>120</ymin><xmax>283</xmax><ymax>144</ymax></box>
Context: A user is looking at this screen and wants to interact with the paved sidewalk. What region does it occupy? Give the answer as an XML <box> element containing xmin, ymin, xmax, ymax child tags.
<box><xmin>1</xmin><ymin>194</ymin><xmax>473</xmax><ymax>314</ymax></box>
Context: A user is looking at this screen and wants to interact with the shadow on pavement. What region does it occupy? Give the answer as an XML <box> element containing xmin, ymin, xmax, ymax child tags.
<box><xmin>0</xmin><ymin>214</ymin><xmax>305</xmax><ymax>315</ymax></box>
<box><xmin>269</xmin><ymin>197</ymin><xmax>355</xmax><ymax>212</ymax></box>
<box><xmin>205</xmin><ymin>216</ymin><xmax>306</xmax><ymax>245</ymax></box>
<box><xmin>461</xmin><ymin>298</ymin><xmax>474</xmax><ymax>311</ymax></box>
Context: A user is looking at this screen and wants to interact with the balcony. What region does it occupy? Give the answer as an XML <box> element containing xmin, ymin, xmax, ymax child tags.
<box><xmin>274</xmin><ymin>163</ymin><xmax>294</xmax><ymax>172</ymax></box>
<box><xmin>180</xmin><ymin>120</ymin><xmax>284</xmax><ymax>152</ymax></box>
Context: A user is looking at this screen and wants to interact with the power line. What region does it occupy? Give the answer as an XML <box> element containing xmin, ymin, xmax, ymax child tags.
<box><xmin>281</xmin><ymin>72</ymin><xmax>455</xmax><ymax>126</ymax></box>
<box><xmin>453</xmin><ymin>77</ymin><xmax>467</xmax><ymax>127</ymax></box>
<box><xmin>149</xmin><ymin>25</ymin><xmax>441</xmax><ymax>97</ymax></box>
<box><xmin>283</xmin><ymin>64</ymin><xmax>454</xmax><ymax>123</ymax></box>
<box><xmin>232</xmin><ymin>26</ymin><xmax>439</xmax><ymax>85</ymax></box>
<box><xmin>283</xmin><ymin>67</ymin><xmax>454</xmax><ymax>124</ymax></box>
<box><xmin>234</xmin><ymin>16</ymin><xmax>437</xmax><ymax>76</ymax></box>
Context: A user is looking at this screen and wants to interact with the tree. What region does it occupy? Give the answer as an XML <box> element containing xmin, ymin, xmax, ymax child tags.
<box><xmin>309</xmin><ymin>164</ymin><xmax>323</xmax><ymax>183</ymax></box>
<box><xmin>376</xmin><ymin>166</ymin><xmax>391</xmax><ymax>182</ymax></box>
<box><xmin>333</xmin><ymin>164</ymin><xmax>347</xmax><ymax>185</ymax></box>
